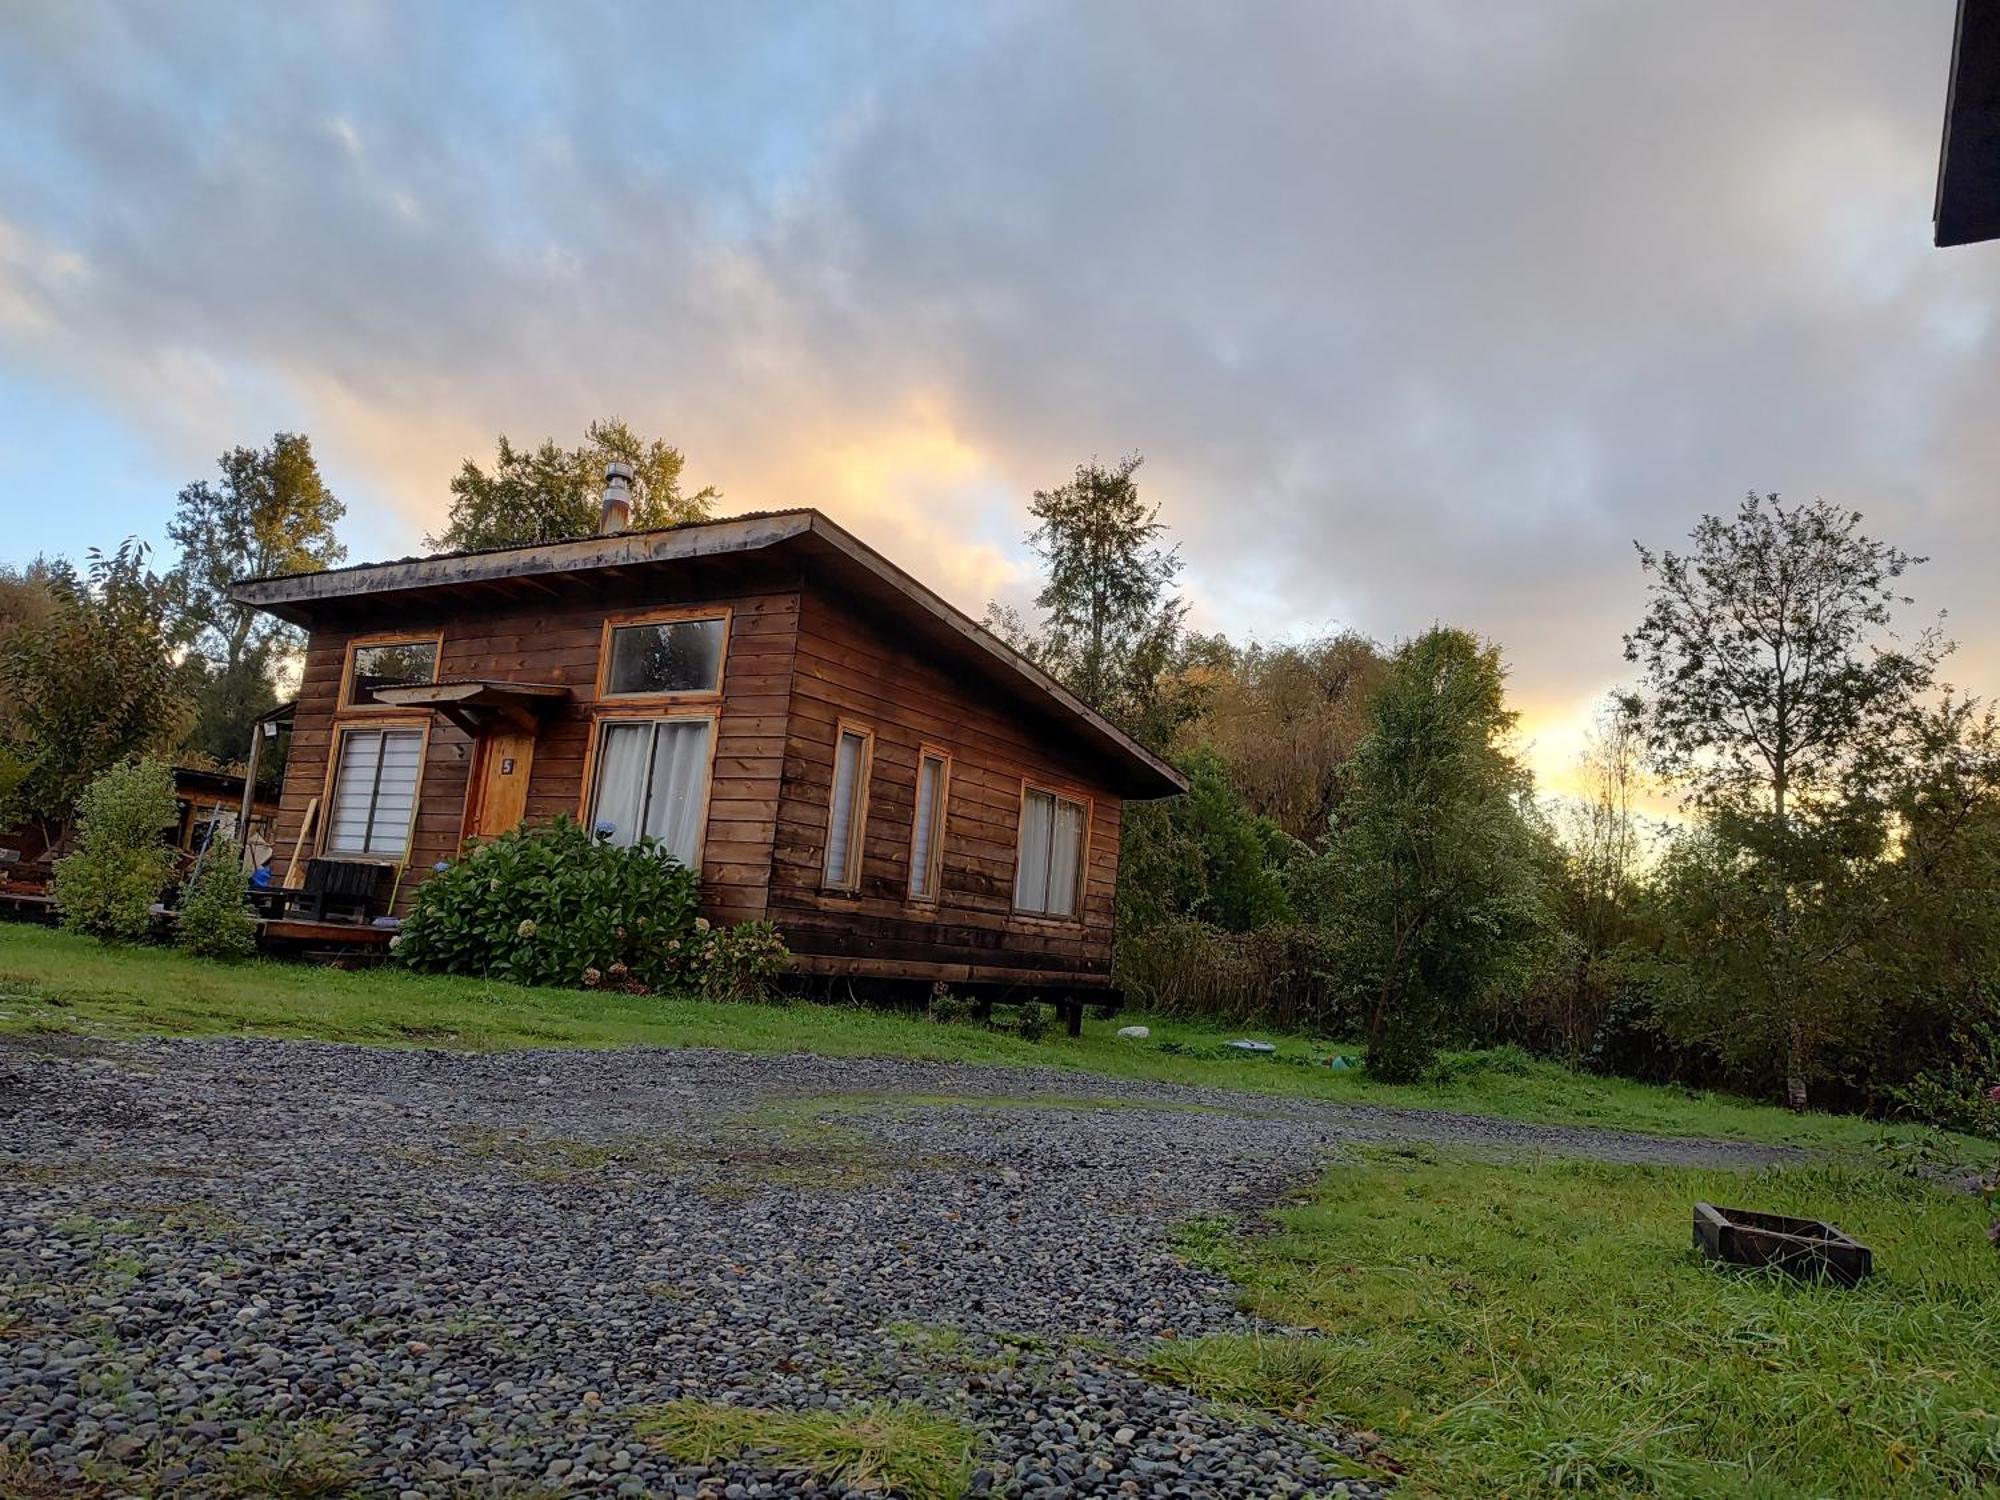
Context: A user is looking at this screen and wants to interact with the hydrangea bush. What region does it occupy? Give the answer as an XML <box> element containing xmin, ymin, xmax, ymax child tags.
<box><xmin>393</xmin><ymin>817</ymin><xmax>788</xmax><ymax>999</ymax></box>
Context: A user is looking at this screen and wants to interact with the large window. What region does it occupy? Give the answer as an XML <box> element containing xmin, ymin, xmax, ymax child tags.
<box><xmin>823</xmin><ymin>724</ymin><xmax>873</xmax><ymax>890</ymax></box>
<box><xmin>1013</xmin><ymin>786</ymin><xmax>1086</xmax><ymax>918</ymax></box>
<box><xmin>587</xmin><ymin>717</ymin><xmax>714</xmax><ymax>868</ymax></box>
<box><xmin>326</xmin><ymin>726</ymin><xmax>424</xmax><ymax>858</ymax></box>
<box><xmin>346</xmin><ymin>637</ymin><xmax>439</xmax><ymax>708</ymax></box>
<box><xmin>907</xmin><ymin>749</ymin><xmax>949</xmax><ymax>902</ymax></box>
<box><xmin>601</xmin><ymin>614</ymin><xmax>726</xmax><ymax>697</ymax></box>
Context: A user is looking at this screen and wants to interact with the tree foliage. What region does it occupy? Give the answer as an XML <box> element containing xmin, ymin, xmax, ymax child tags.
<box><xmin>1626</xmin><ymin>492</ymin><xmax>1948</xmax><ymax>1108</ymax></box>
<box><xmin>1625</xmin><ymin>492</ymin><xmax>1943</xmax><ymax>820</ymax></box>
<box><xmin>1180</xmin><ymin>632</ymin><xmax>1388</xmax><ymax>839</ymax></box>
<box><xmin>1529</xmin><ymin>701</ymin><xmax>1653</xmax><ymax>1060</ymax></box>
<box><xmin>428</xmin><ymin>418</ymin><xmax>718</xmax><ymax>552</ymax></box>
<box><xmin>1117</xmin><ymin>747</ymin><xmax>1295</xmax><ymax>937</ymax></box>
<box><xmin>1301</xmin><ymin>628</ymin><xmax>1549</xmax><ymax>1081</ymax></box>
<box><xmin>0</xmin><ymin>542</ymin><xmax>191</xmax><ymax>835</ymax></box>
<box><xmin>166</xmin><ymin>433</ymin><xmax>345</xmax><ymax>763</ymax></box>
<box><xmin>994</xmin><ymin>453</ymin><xmax>1196</xmax><ymax>747</ymax></box>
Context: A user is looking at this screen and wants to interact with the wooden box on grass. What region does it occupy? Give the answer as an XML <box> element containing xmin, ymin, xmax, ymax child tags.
<box><xmin>1693</xmin><ymin>1202</ymin><xmax>1872</xmax><ymax>1287</ymax></box>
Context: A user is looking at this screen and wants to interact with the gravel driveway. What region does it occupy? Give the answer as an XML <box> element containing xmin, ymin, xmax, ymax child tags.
<box><xmin>0</xmin><ymin>1036</ymin><xmax>1797</xmax><ymax>1497</ymax></box>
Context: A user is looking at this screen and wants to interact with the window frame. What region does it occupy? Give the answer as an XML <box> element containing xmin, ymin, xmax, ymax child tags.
<box><xmin>575</xmin><ymin>705</ymin><xmax>722</xmax><ymax>870</ymax></box>
<box><xmin>317</xmin><ymin>717</ymin><xmax>432</xmax><ymax>865</ymax></box>
<box><xmin>1010</xmin><ymin>777</ymin><xmax>1092</xmax><ymax>923</ymax></box>
<box><xmin>906</xmin><ymin>745</ymin><xmax>952</xmax><ymax>905</ymax></box>
<box><xmin>594</xmin><ymin>605</ymin><xmax>732</xmax><ymax>703</ymax></box>
<box><xmin>820</xmin><ymin>719</ymin><xmax>876</xmax><ymax>894</ymax></box>
<box><xmin>337</xmin><ymin>631</ymin><xmax>445</xmax><ymax>714</ymax></box>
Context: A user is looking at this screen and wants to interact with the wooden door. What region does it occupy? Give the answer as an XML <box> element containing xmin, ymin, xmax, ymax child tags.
<box><xmin>465</xmin><ymin>727</ymin><xmax>537</xmax><ymax>843</ymax></box>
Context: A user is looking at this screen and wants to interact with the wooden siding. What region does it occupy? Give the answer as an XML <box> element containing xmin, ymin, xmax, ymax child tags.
<box><xmin>770</xmin><ymin>583</ymin><xmax>1124</xmax><ymax>987</ymax></box>
<box><xmin>273</xmin><ymin>584</ymin><xmax>800</xmax><ymax>925</ymax></box>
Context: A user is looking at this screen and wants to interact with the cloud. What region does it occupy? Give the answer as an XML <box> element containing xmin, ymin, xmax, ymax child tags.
<box><xmin>0</xmin><ymin>0</ymin><xmax>1995</xmax><ymax>795</ymax></box>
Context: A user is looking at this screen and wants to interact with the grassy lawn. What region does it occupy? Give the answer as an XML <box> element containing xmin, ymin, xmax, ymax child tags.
<box><xmin>1156</xmin><ymin>1150</ymin><xmax>2000</xmax><ymax>1497</ymax></box>
<box><xmin>0</xmin><ymin>923</ymin><xmax>1986</xmax><ymax>1158</ymax></box>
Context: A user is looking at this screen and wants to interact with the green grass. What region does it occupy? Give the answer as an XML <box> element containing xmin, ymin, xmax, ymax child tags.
<box><xmin>1155</xmin><ymin>1149</ymin><xmax>2000</xmax><ymax>1497</ymax></box>
<box><xmin>635</xmin><ymin>1399</ymin><xmax>977</xmax><ymax>1500</ymax></box>
<box><xmin>0</xmin><ymin>923</ymin><xmax>1986</xmax><ymax>1157</ymax></box>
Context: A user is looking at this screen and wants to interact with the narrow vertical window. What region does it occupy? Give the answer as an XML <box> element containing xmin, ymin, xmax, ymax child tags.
<box><xmin>1013</xmin><ymin>785</ymin><xmax>1087</xmax><ymax>918</ymax></box>
<box><xmin>823</xmin><ymin>725</ymin><xmax>872</xmax><ymax>890</ymax></box>
<box><xmin>908</xmin><ymin>750</ymin><xmax>949</xmax><ymax>901</ymax></box>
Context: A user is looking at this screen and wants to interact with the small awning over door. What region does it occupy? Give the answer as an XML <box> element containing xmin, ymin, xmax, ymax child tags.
<box><xmin>368</xmin><ymin>679</ymin><xmax>570</xmax><ymax>735</ymax></box>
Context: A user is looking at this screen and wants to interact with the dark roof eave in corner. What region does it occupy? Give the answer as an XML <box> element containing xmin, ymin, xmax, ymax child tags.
<box><xmin>1937</xmin><ymin>0</ymin><xmax>2000</xmax><ymax>246</ymax></box>
<box><xmin>227</xmin><ymin>508</ymin><xmax>1187</xmax><ymax>799</ymax></box>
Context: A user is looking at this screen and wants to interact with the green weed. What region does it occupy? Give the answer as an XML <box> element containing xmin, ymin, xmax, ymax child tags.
<box><xmin>635</xmin><ymin>1399</ymin><xmax>977</xmax><ymax>1500</ymax></box>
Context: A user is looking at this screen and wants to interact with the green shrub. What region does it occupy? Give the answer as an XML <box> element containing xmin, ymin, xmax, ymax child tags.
<box><xmin>925</xmin><ymin>983</ymin><xmax>980</xmax><ymax>1026</ymax></box>
<box><xmin>1888</xmin><ymin>1022</ymin><xmax>2000</xmax><ymax>1140</ymax></box>
<box><xmin>1015</xmin><ymin>1000</ymin><xmax>1054</xmax><ymax>1042</ymax></box>
<box><xmin>682</xmin><ymin>919</ymin><xmax>790</xmax><ymax>1003</ymax></box>
<box><xmin>1116</xmin><ymin>920</ymin><xmax>1351</xmax><ymax>1034</ymax></box>
<box><xmin>394</xmin><ymin>817</ymin><xmax>700</xmax><ymax>989</ymax></box>
<box><xmin>174</xmin><ymin>838</ymin><xmax>257</xmax><ymax>959</ymax></box>
<box><xmin>52</xmin><ymin>758</ymin><xmax>177</xmax><ymax>943</ymax></box>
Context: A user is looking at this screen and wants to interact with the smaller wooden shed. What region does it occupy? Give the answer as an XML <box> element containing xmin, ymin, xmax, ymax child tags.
<box><xmin>231</xmin><ymin>508</ymin><xmax>1185</xmax><ymax>1002</ymax></box>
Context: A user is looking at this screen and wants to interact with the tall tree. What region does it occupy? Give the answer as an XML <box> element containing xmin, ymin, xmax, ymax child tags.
<box><xmin>1301</xmin><ymin>628</ymin><xmax>1548</xmax><ymax>1081</ymax></box>
<box><xmin>166</xmin><ymin>433</ymin><xmax>345</xmax><ymax>761</ymax></box>
<box><xmin>994</xmin><ymin>453</ymin><xmax>1194</xmax><ymax>746</ymax></box>
<box><xmin>0</xmin><ymin>542</ymin><xmax>192</xmax><ymax>838</ymax></box>
<box><xmin>428</xmin><ymin>418</ymin><xmax>718</xmax><ymax>552</ymax></box>
<box><xmin>1625</xmin><ymin>492</ymin><xmax>1947</xmax><ymax>1108</ymax></box>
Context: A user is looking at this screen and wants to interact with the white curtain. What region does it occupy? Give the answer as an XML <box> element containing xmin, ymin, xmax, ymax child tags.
<box><xmin>644</xmin><ymin>718</ymin><xmax>712</xmax><ymax>868</ymax></box>
<box><xmin>592</xmin><ymin>718</ymin><xmax>712</xmax><ymax>869</ymax></box>
<box><xmin>1014</xmin><ymin>789</ymin><xmax>1053</xmax><ymax>912</ymax></box>
<box><xmin>825</xmin><ymin>730</ymin><xmax>866</xmax><ymax>884</ymax></box>
<box><xmin>591</xmin><ymin>722</ymin><xmax>652</xmax><ymax>847</ymax></box>
<box><xmin>910</xmin><ymin>755</ymin><xmax>944</xmax><ymax>898</ymax></box>
<box><xmin>1014</xmin><ymin>789</ymin><xmax>1083</xmax><ymax>916</ymax></box>
<box><xmin>1047</xmin><ymin>796</ymin><xmax>1084</xmax><ymax>917</ymax></box>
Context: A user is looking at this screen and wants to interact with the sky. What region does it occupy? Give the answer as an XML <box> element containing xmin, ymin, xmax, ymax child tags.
<box><xmin>2</xmin><ymin>1</ymin><xmax>1995</xmax><ymax>797</ymax></box>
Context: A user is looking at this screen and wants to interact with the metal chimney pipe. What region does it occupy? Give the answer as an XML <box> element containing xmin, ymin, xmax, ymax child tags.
<box><xmin>600</xmin><ymin>461</ymin><xmax>634</xmax><ymax>534</ymax></box>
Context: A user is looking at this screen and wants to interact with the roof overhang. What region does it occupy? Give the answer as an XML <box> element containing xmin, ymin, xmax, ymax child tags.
<box><xmin>1938</xmin><ymin>0</ymin><xmax>2000</xmax><ymax>246</ymax></box>
<box><xmin>232</xmin><ymin>511</ymin><xmax>1186</xmax><ymax>799</ymax></box>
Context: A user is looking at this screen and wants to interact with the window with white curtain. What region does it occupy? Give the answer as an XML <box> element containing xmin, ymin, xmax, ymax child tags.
<box><xmin>587</xmin><ymin>716</ymin><xmax>714</xmax><ymax>868</ymax></box>
<box><xmin>823</xmin><ymin>725</ymin><xmax>872</xmax><ymax>889</ymax></box>
<box><xmin>326</xmin><ymin>727</ymin><xmax>424</xmax><ymax>857</ymax></box>
<box><xmin>1013</xmin><ymin>786</ymin><xmax>1086</xmax><ymax>918</ymax></box>
<box><xmin>908</xmin><ymin>750</ymin><xmax>949</xmax><ymax>901</ymax></box>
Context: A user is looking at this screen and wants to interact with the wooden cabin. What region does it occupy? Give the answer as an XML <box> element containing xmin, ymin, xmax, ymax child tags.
<box><xmin>230</xmin><ymin>505</ymin><xmax>1186</xmax><ymax>1002</ymax></box>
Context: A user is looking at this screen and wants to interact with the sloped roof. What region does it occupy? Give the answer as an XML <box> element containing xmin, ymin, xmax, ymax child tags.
<box><xmin>231</xmin><ymin>509</ymin><xmax>1186</xmax><ymax>798</ymax></box>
